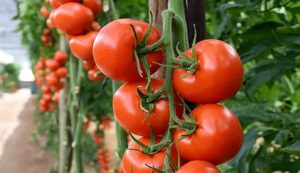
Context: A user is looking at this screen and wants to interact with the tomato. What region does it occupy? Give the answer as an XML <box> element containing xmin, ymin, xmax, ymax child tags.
<box><xmin>69</xmin><ymin>31</ymin><xmax>97</xmax><ymax>61</ymax></box>
<box><xmin>46</xmin><ymin>59</ymin><xmax>60</xmax><ymax>71</ymax></box>
<box><xmin>49</xmin><ymin>0</ymin><xmax>61</xmax><ymax>9</ymax></box>
<box><xmin>83</xmin><ymin>60</ymin><xmax>95</xmax><ymax>70</ymax></box>
<box><xmin>41</xmin><ymin>35</ymin><xmax>49</xmax><ymax>44</ymax></box>
<box><xmin>173</xmin><ymin>104</ymin><xmax>243</xmax><ymax>165</ymax></box>
<box><xmin>39</xmin><ymin>99</ymin><xmax>48</xmax><ymax>107</ymax></box>
<box><xmin>58</xmin><ymin>0</ymin><xmax>80</xmax><ymax>3</ymax></box>
<box><xmin>82</xmin><ymin>0</ymin><xmax>102</xmax><ymax>17</ymax></box>
<box><xmin>43</xmin><ymin>93</ymin><xmax>52</xmax><ymax>102</ymax></box>
<box><xmin>41</xmin><ymin>85</ymin><xmax>51</xmax><ymax>94</ymax></box>
<box><xmin>122</xmin><ymin>137</ymin><xmax>177</xmax><ymax>173</ymax></box>
<box><xmin>88</xmin><ymin>68</ymin><xmax>104</xmax><ymax>81</ymax></box>
<box><xmin>43</xmin><ymin>28</ymin><xmax>51</xmax><ymax>36</ymax></box>
<box><xmin>48</xmin><ymin>103</ymin><xmax>55</xmax><ymax>112</ymax></box>
<box><xmin>46</xmin><ymin>73</ymin><xmax>59</xmax><ymax>86</ymax></box>
<box><xmin>35</xmin><ymin>76</ymin><xmax>44</xmax><ymax>86</ymax></box>
<box><xmin>113</xmin><ymin>79</ymin><xmax>182</xmax><ymax>137</ymax></box>
<box><xmin>176</xmin><ymin>161</ymin><xmax>220</xmax><ymax>173</ymax></box>
<box><xmin>53</xmin><ymin>3</ymin><xmax>93</xmax><ymax>36</ymax></box>
<box><xmin>173</xmin><ymin>39</ymin><xmax>243</xmax><ymax>104</ymax></box>
<box><xmin>90</xmin><ymin>21</ymin><xmax>101</xmax><ymax>31</ymax></box>
<box><xmin>54</xmin><ymin>81</ymin><xmax>65</xmax><ymax>90</ymax></box>
<box><xmin>55</xmin><ymin>67</ymin><xmax>68</xmax><ymax>78</ymax></box>
<box><xmin>54</xmin><ymin>50</ymin><xmax>68</xmax><ymax>63</ymax></box>
<box><xmin>93</xmin><ymin>19</ymin><xmax>164</xmax><ymax>82</ymax></box>
<box><xmin>53</xmin><ymin>91</ymin><xmax>60</xmax><ymax>102</ymax></box>
<box><xmin>40</xmin><ymin>6</ymin><xmax>50</xmax><ymax>18</ymax></box>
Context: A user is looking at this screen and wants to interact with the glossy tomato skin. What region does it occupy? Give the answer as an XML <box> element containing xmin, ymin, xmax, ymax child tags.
<box><xmin>53</xmin><ymin>3</ymin><xmax>93</xmax><ymax>36</ymax></box>
<box><xmin>173</xmin><ymin>39</ymin><xmax>243</xmax><ymax>104</ymax></box>
<box><xmin>55</xmin><ymin>67</ymin><xmax>68</xmax><ymax>78</ymax></box>
<box><xmin>88</xmin><ymin>68</ymin><xmax>104</xmax><ymax>81</ymax></box>
<box><xmin>41</xmin><ymin>85</ymin><xmax>51</xmax><ymax>94</ymax></box>
<box><xmin>46</xmin><ymin>73</ymin><xmax>59</xmax><ymax>86</ymax></box>
<box><xmin>54</xmin><ymin>50</ymin><xmax>68</xmax><ymax>63</ymax></box>
<box><xmin>113</xmin><ymin>79</ymin><xmax>182</xmax><ymax>137</ymax></box>
<box><xmin>40</xmin><ymin>6</ymin><xmax>50</xmax><ymax>18</ymax></box>
<box><xmin>93</xmin><ymin>19</ymin><xmax>164</xmax><ymax>82</ymax></box>
<box><xmin>83</xmin><ymin>60</ymin><xmax>95</xmax><ymax>70</ymax></box>
<box><xmin>82</xmin><ymin>0</ymin><xmax>102</xmax><ymax>17</ymax></box>
<box><xmin>46</xmin><ymin>59</ymin><xmax>60</xmax><ymax>71</ymax></box>
<box><xmin>122</xmin><ymin>138</ymin><xmax>177</xmax><ymax>173</ymax></box>
<box><xmin>69</xmin><ymin>31</ymin><xmax>97</xmax><ymax>61</ymax></box>
<box><xmin>173</xmin><ymin>104</ymin><xmax>243</xmax><ymax>165</ymax></box>
<box><xmin>176</xmin><ymin>161</ymin><xmax>221</xmax><ymax>173</ymax></box>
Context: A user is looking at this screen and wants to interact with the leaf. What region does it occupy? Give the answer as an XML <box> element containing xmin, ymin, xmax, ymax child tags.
<box><xmin>280</xmin><ymin>140</ymin><xmax>300</xmax><ymax>154</ymax></box>
<box><xmin>241</xmin><ymin>44</ymin><xmax>269</xmax><ymax>62</ymax></box>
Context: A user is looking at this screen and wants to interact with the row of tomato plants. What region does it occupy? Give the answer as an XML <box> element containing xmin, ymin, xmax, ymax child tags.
<box><xmin>32</xmin><ymin>0</ymin><xmax>246</xmax><ymax>173</ymax></box>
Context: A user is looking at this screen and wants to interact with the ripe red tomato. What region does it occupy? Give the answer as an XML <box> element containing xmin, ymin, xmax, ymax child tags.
<box><xmin>46</xmin><ymin>59</ymin><xmax>60</xmax><ymax>71</ymax></box>
<box><xmin>46</xmin><ymin>73</ymin><xmax>59</xmax><ymax>86</ymax></box>
<box><xmin>55</xmin><ymin>67</ymin><xmax>68</xmax><ymax>78</ymax></box>
<box><xmin>43</xmin><ymin>93</ymin><xmax>52</xmax><ymax>102</ymax></box>
<box><xmin>40</xmin><ymin>6</ymin><xmax>50</xmax><ymax>18</ymax></box>
<box><xmin>49</xmin><ymin>0</ymin><xmax>61</xmax><ymax>9</ymax></box>
<box><xmin>43</xmin><ymin>28</ymin><xmax>51</xmax><ymax>36</ymax></box>
<box><xmin>53</xmin><ymin>3</ymin><xmax>93</xmax><ymax>36</ymax></box>
<box><xmin>176</xmin><ymin>161</ymin><xmax>220</xmax><ymax>173</ymax></box>
<box><xmin>35</xmin><ymin>76</ymin><xmax>44</xmax><ymax>86</ymax></box>
<box><xmin>41</xmin><ymin>35</ymin><xmax>49</xmax><ymax>44</ymax></box>
<box><xmin>48</xmin><ymin>103</ymin><xmax>55</xmax><ymax>112</ymax></box>
<box><xmin>41</xmin><ymin>85</ymin><xmax>51</xmax><ymax>94</ymax></box>
<box><xmin>53</xmin><ymin>91</ymin><xmax>60</xmax><ymax>102</ymax></box>
<box><xmin>39</xmin><ymin>99</ymin><xmax>48</xmax><ymax>107</ymax></box>
<box><xmin>88</xmin><ymin>68</ymin><xmax>104</xmax><ymax>81</ymax></box>
<box><xmin>82</xmin><ymin>0</ymin><xmax>102</xmax><ymax>17</ymax></box>
<box><xmin>90</xmin><ymin>21</ymin><xmax>101</xmax><ymax>31</ymax></box>
<box><xmin>173</xmin><ymin>104</ymin><xmax>243</xmax><ymax>165</ymax></box>
<box><xmin>54</xmin><ymin>50</ymin><xmax>68</xmax><ymax>63</ymax></box>
<box><xmin>122</xmin><ymin>137</ymin><xmax>177</xmax><ymax>173</ymax></box>
<box><xmin>58</xmin><ymin>0</ymin><xmax>80</xmax><ymax>3</ymax></box>
<box><xmin>69</xmin><ymin>31</ymin><xmax>97</xmax><ymax>61</ymax></box>
<box><xmin>54</xmin><ymin>81</ymin><xmax>65</xmax><ymax>90</ymax></box>
<box><xmin>113</xmin><ymin>79</ymin><xmax>182</xmax><ymax>137</ymax></box>
<box><xmin>173</xmin><ymin>39</ymin><xmax>243</xmax><ymax>104</ymax></box>
<box><xmin>83</xmin><ymin>60</ymin><xmax>95</xmax><ymax>70</ymax></box>
<box><xmin>93</xmin><ymin>19</ymin><xmax>164</xmax><ymax>82</ymax></box>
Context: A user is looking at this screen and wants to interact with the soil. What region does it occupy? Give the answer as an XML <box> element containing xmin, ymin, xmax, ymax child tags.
<box><xmin>0</xmin><ymin>89</ymin><xmax>54</xmax><ymax>173</ymax></box>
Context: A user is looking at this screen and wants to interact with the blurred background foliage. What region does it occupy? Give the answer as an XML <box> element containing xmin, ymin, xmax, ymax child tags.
<box><xmin>15</xmin><ymin>0</ymin><xmax>300</xmax><ymax>172</ymax></box>
<box><xmin>0</xmin><ymin>63</ymin><xmax>20</xmax><ymax>92</ymax></box>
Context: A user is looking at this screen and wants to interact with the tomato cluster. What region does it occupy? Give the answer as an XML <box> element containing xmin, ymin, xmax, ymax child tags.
<box><xmin>91</xmin><ymin>15</ymin><xmax>244</xmax><ymax>172</ymax></box>
<box><xmin>41</xmin><ymin>0</ymin><xmax>104</xmax><ymax>82</ymax></box>
<box><xmin>34</xmin><ymin>50</ymin><xmax>68</xmax><ymax>112</ymax></box>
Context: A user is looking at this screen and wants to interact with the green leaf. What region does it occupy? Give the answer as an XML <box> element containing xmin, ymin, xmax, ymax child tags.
<box><xmin>280</xmin><ymin>140</ymin><xmax>300</xmax><ymax>154</ymax></box>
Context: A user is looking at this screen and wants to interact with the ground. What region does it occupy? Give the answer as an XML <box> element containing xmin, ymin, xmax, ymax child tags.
<box><xmin>0</xmin><ymin>89</ymin><xmax>54</xmax><ymax>173</ymax></box>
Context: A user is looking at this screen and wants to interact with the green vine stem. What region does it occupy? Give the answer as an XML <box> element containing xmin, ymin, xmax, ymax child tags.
<box><xmin>58</xmin><ymin>34</ymin><xmax>67</xmax><ymax>173</ymax></box>
<box><xmin>168</xmin><ymin>0</ymin><xmax>189</xmax><ymax>50</ymax></box>
<box><xmin>109</xmin><ymin>0</ymin><xmax>128</xmax><ymax>158</ymax></box>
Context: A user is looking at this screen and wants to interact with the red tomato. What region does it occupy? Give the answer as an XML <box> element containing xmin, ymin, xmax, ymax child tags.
<box><xmin>173</xmin><ymin>104</ymin><xmax>243</xmax><ymax>165</ymax></box>
<box><xmin>93</xmin><ymin>19</ymin><xmax>164</xmax><ymax>82</ymax></box>
<box><xmin>55</xmin><ymin>67</ymin><xmax>68</xmax><ymax>78</ymax></box>
<box><xmin>69</xmin><ymin>31</ymin><xmax>97</xmax><ymax>61</ymax></box>
<box><xmin>41</xmin><ymin>85</ymin><xmax>51</xmax><ymax>94</ymax></box>
<box><xmin>40</xmin><ymin>6</ymin><xmax>50</xmax><ymax>18</ymax></box>
<box><xmin>39</xmin><ymin>99</ymin><xmax>48</xmax><ymax>107</ymax></box>
<box><xmin>90</xmin><ymin>21</ymin><xmax>101</xmax><ymax>31</ymax></box>
<box><xmin>122</xmin><ymin>137</ymin><xmax>177</xmax><ymax>173</ymax></box>
<box><xmin>41</xmin><ymin>35</ymin><xmax>49</xmax><ymax>44</ymax></box>
<box><xmin>176</xmin><ymin>161</ymin><xmax>221</xmax><ymax>173</ymax></box>
<box><xmin>54</xmin><ymin>81</ymin><xmax>65</xmax><ymax>90</ymax></box>
<box><xmin>43</xmin><ymin>93</ymin><xmax>52</xmax><ymax>102</ymax></box>
<box><xmin>83</xmin><ymin>60</ymin><xmax>95</xmax><ymax>70</ymax></box>
<box><xmin>35</xmin><ymin>76</ymin><xmax>44</xmax><ymax>86</ymax></box>
<box><xmin>54</xmin><ymin>50</ymin><xmax>68</xmax><ymax>63</ymax></box>
<box><xmin>82</xmin><ymin>0</ymin><xmax>102</xmax><ymax>17</ymax></box>
<box><xmin>53</xmin><ymin>3</ymin><xmax>93</xmax><ymax>36</ymax></box>
<box><xmin>49</xmin><ymin>0</ymin><xmax>61</xmax><ymax>9</ymax></box>
<box><xmin>113</xmin><ymin>79</ymin><xmax>182</xmax><ymax>137</ymax></box>
<box><xmin>173</xmin><ymin>39</ymin><xmax>243</xmax><ymax>104</ymax></box>
<box><xmin>58</xmin><ymin>0</ymin><xmax>80</xmax><ymax>3</ymax></box>
<box><xmin>43</xmin><ymin>28</ymin><xmax>51</xmax><ymax>36</ymax></box>
<box><xmin>88</xmin><ymin>69</ymin><xmax>104</xmax><ymax>81</ymax></box>
<box><xmin>48</xmin><ymin>103</ymin><xmax>55</xmax><ymax>112</ymax></box>
<box><xmin>53</xmin><ymin>91</ymin><xmax>60</xmax><ymax>102</ymax></box>
<box><xmin>46</xmin><ymin>73</ymin><xmax>59</xmax><ymax>86</ymax></box>
<box><xmin>46</xmin><ymin>59</ymin><xmax>60</xmax><ymax>71</ymax></box>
